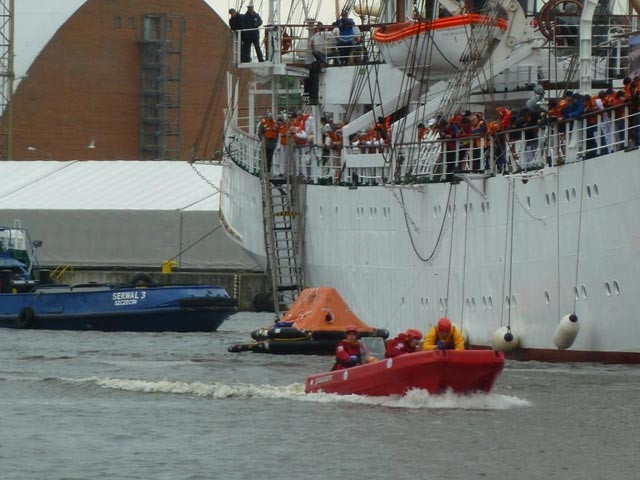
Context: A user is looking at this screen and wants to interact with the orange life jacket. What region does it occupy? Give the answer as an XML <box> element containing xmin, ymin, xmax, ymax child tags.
<box><xmin>261</xmin><ymin>118</ymin><xmax>279</xmax><ymax>140</ymax></box>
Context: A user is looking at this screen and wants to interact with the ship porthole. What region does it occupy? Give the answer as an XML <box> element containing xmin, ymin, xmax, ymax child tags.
<box><xmin>613</xmin><ymin>281</ymin><xmax>620</xmax><ymax>295</ymax></box>
<box><xmin>593</xmin><ymin>184</ymin><xmax>599</xmax><ymax>196</ymax></box>
<box><xmin>488</xmin><ymin>296</ymin><xmax>493</xmax><ymax>309</ymax></box>
<box><xmin>581</xmin><ymin>285</ymin><xmax>587</xmax><ymax>299</ymax></box>
<box><xmin>551</xmin><ymin>192</ymin><xmax>556</xmax><ymax>204</ymax></box>
<box><xmin>574</xmin><ymin>286</ymin><xmax>579</xmax><ymax>301</ymax></box>
<box><xmin>471</xmin><ymin>298</ymin><xmax>476</xmax><ymax>311</ymax></box>
<box><xmin>586</xmin><ymin>185</ymin><xmax>592</xmax><ymax>198</ymax></box>
<box><xmin>482</xmin><ymin>296</ymin><xmax>487</xmax><ymax>309</ymax></box>
<box><xmin>544</xmin><ymin>291</ymin><xmax>550</xmax><ymax>304</ymax></box>
<box><xmin>565</xmin><ymin>189</ymin><xmax>570</xmax><ymax>203</ymax></box>
<box><xmin>571</xmin><ymin>187</ymin><xmax>577</xmax><ymax>200</ymax></box>
<box><xmin>526</xmin><ymin>196</ymin><xmax>531</xmax><ymax>209</ymax></box>
<box><xmin>545</xmin><ymin>193</ymin><xmax>550</xmax><ymax>207</ymax></box>
<box><xmin>604</xmin><ymin>282</ymin><xmax>611</xmax><ymax>296</ymax></box>
<box><xmin>320</xmin><ymin>206</ymin><xmax>323</xmax><ymax>218</ymax></box>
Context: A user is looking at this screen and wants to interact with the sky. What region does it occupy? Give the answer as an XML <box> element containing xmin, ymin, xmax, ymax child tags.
<box><xmin>13</xmin><ymin>1</ymin><xmax>338</xmax><ymax>85</ymax></box>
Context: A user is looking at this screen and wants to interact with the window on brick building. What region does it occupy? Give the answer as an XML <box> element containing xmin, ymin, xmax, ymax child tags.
<box><xmin>128</xmin><ymin>17</ymin><xmax>135</xmax><ymax>29</ymax></box>
<box><xmin>114</xmin><ymin>16</ymin><xmax>121</xmax><ymax>29</ymax></box>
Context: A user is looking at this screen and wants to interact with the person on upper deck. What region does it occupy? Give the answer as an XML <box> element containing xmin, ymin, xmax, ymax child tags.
<box><xmin>333</xmin><ymin>324</ymin><xmax>363</xmax><ymax>370</ymax></box>
<box><xmin>422</xmin><ymin>317</ymin><xmax>465</xmax><ymax>351</ymax></box>
<box><xmin>334</xmin><ymin>10</ymin><xmax>356</xmax><ymax>65</ymax></box>
<box><xmin>228</xmin><ymin>8</ymin><xmax>243</xmax><ymax>31</ymax></box>
<box><xmin>385</xmin><ymin>329</ymin><xmax>423</xmax><ymax>358</ymax></box>
<box><xmin>240</xmin><ymin>4</ymin><xmax>264</xmax><ymax>63</ymax></box>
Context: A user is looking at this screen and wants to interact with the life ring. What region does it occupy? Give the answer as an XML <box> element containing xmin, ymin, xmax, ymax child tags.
<box><xmin>16</xmin><ymin>307</ymin><xmax>36</xmax><ymax>329</ymax></box>
<box><xmin>128</xmin><ymin>272</ymin><xmax>156</xmax><ymax>287</ymax></box>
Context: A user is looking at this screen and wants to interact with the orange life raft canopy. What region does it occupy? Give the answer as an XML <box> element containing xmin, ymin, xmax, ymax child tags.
<box><xmin>281</xmin><ymin>287</ymin><xmax>376</xmax><ymax>334</ymax></box>
<box><xmin>230</xmin><ymin>287</ymin><xmax>389</xmax><ymax>354</ymax></box>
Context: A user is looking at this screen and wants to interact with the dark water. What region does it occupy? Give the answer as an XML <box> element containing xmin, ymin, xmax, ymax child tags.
<box><xmin>1</xmin><ymin>312</ymin><xmax>638</xmax><ymax>479</ymax></box>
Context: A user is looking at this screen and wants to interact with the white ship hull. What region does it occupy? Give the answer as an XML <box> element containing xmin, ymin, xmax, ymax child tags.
<box><xmin>221</xmin><ymin>150</ymin><xmax>640</xmax><ymax>360</ymax></box>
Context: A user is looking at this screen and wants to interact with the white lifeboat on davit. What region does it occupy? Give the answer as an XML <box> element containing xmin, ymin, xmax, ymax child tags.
<box><xmin>372</xmin><ymin>14</ymin><xmax>509</xmax><ymax>81</ymax></box>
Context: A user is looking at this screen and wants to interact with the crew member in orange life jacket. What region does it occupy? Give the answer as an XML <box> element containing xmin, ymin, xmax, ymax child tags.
<box><xmin>258</xmin><ymin>112</ymin><xmax>279</xmax><ymax>174</ymax></box>
<box><xmin>422</xmin><ymin>317</ymin><xmax>465</xmax><ymax>351</ymax></box>
<box><xmin>333</xmin><ymin>324</ymin><xmax>362</xmax><ymax>370</ymax></box>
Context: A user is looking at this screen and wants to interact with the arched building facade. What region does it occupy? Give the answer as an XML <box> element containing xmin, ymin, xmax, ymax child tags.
<box><xmin>7</xmin><ymin>0</ymin><xmax>236</xmax><ymax>161</ymax></box>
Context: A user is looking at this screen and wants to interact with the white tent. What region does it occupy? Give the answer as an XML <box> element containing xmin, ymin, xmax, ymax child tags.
<box><xmin>0</xmin><ymin>161</ymin><xmax>259</xmax><ymax>271</ymax></box>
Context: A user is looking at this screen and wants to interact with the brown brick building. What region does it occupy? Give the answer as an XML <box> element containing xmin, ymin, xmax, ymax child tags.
<box><xmin>8</xmin><ymin>0</ymin><xmax>237</xmax><ymax>161</ymax></box>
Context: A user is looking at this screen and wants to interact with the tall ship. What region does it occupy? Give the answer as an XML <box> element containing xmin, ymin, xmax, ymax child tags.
<box><xmin>218</xmin><ymin>0</ymin><xmax>640</xmax><ymax>362</ymax></box>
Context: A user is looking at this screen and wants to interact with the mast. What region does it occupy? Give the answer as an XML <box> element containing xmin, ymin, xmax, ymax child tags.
<box><xmin>578</xmin><ymin>0</ymin><xmax>598</xmax><ymax>93</ymax></box>
<box><xmin>0</xmin><ymin>0</ymin><xmax>14</xmax><ymax>160</ymax></box>
<box><xmin>396</xmin><ymin>0</ymin><xmax>406</xmax><ymax>21</ymax></box>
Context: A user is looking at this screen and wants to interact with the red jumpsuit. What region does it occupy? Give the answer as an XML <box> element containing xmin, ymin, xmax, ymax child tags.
<box><xmin>385</xmin><ymin>333</ymin><xmax>413</xmax><ymax>358</ymax></box>
<box><xmin>333</xmin><ymin>340</ymin><xmax>362</xmax><ymax>370</ymax></box>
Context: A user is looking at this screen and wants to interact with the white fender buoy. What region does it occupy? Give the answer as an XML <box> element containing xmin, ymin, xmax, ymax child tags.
<box><xmin>492</xmin><ymin>326</ymin><xmax>519</xmax><ymax>353</ymax></box>
<box><xmin>553</xmin><ymin>313</ymin><xmax>579</xmax><ymax>349</ymax></box>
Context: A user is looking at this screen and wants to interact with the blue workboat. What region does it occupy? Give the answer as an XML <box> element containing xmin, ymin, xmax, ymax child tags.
<box><xmin>0</xmin><ymin>283</ymin><xmax>238</xmax><ymax>331</ymax></box>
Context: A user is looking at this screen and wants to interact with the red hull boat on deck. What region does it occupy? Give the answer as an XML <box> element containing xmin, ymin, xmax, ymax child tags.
<box><xmin>305</xmin><ymin>350</ymin><xmax>505</xmax><ymax>396</ymax></box>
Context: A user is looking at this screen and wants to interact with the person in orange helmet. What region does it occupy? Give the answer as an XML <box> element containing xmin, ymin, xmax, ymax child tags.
<box><xmin>422</xmin><ymin>317</ymin><xmax>465</xmax><ymax>351</ymax></box>
<box><xmin>332</xmin><ymin>324</ymin><xmax>363</xmax><ymax>370</ymax></box>
<box><xmin>384</xmin><ymin>328</ymin><xmax>423</xmax><ymax>358</ymax></box>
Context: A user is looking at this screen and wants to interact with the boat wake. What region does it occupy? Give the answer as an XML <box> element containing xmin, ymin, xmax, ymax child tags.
<box><xmin>75</xmin><ymin>376</ymin><xmax>531</xmax><ymax>410</ymax></box>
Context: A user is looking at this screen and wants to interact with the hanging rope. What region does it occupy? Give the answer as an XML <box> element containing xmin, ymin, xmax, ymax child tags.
<box><xmin>444</xmin><ymin>184</ymin><xmax>457</xmax><ymax>316</ymax></box>
<box><xmin>396</xmin><ymin>183</ymin><xmax>453</xmax><ymax>262</ymax></box>
<box><xmin>556</xmin><ymin>164</ymin><xmax>561</xmax><ymax>321</ymax></box>
<box><xmin>573</xmin><ymin>160</ymin><xmax>587</xmax><ymax>312</ymax></box>
<box><xmin>506</xmin><ymin>178</ymin><xmax>516</xmax><ymax>330</ymax></box>
<box><xmin>459</xmin><ymin>184</ymin><xmax>471</xmax><ymax>331</ymax></box>
<box><xmin>500</xmin><ymin>179</ymin><xmax>512</xmax><ymax>328</ymax></box>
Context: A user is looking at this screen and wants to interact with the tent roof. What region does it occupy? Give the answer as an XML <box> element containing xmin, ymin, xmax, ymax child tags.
<box><xmin>0</xmin><ymin>161</ymin><xmax>221</xmax><ymax>211</ymax></box>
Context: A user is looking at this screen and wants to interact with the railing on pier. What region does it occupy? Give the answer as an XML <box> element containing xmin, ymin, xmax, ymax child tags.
<box><xmin>225</xmin><ymin>106</ymin><xmax>639</xmax><ymax>186</ymax></box>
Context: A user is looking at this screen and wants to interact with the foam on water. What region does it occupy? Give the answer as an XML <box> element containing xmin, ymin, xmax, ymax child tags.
<box><xmin>75</xmin><ymin>376</ymin><xmax>531</xmax><ymax>410</ymax></box>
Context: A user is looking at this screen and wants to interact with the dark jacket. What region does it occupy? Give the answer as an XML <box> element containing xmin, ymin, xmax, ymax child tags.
<box><xmin>241</xmin><ymin>11</ymin><xmax>262</xmax><ymax>39</ymax></box>
<box><xmin>229</xmin><ymin>13</ymin><xmax>243</xmax><ymax>32</ymax></box>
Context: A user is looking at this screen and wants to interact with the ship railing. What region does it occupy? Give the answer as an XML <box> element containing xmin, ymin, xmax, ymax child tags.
<box><xmin>226</xmin><ymin>107</ymin><xmax>639</xmax><ymax>185</ymax></box>
<box><xmin>224</xmin><ymin>124</ymin><xmax>263</xmax><ymax>175</ymax></box>
<box><xmin>391</xmin><ymin>105</ymin><xmax>639</xmax><ymax>182</ymax></box>
<box><xmin>231</xmin><ymin>24</ymin><xmax>381</xmax><ymax>67</ymax></box>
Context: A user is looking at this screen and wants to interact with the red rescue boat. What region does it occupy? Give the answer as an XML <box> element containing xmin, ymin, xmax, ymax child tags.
<box><xmin>305</xmin><ymin>350</ymin><xmax>505</xmax><ymax>396</ymax></box>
